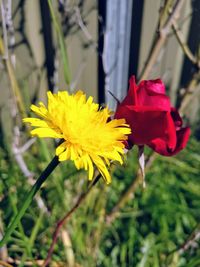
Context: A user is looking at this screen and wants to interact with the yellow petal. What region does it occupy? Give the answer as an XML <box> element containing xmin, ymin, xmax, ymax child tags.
<box><xmin>91</xmin><ymin>155</ymin><xmax>111</xmax><ymax>184</ymax></box>
<box><xmin>30</xmin><ymin>104</ymin><xmax>48</xmax><ymax>118</ymax></box>
<box><xmin>56</xmin><ymin>141</ymin><xmax>67</xmax><ymax>156</ymax></box>
<box><xmin>23</xmin><ymin>118</ymin><xmax>49</xmax><ymax>128</ymax></box>
<box><xmin>59</xmin><ymin>147</ymin><xmax>70</xmax><ymax>161</ymax></box>
<box><xmin>30</xmin><ymin>128</ymin><xmax>63</xmax><ymax>138</ymax></box>
<box><xmin>86</xmin><ymin>155</ymin><xmax>94</xmax><ymax>180</ymax></box>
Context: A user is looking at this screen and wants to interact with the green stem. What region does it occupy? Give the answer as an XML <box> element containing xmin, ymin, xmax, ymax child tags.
<box><xmin>47</xmin><ymin>0</ymin><xmax>71</xmax><ymax>85</ymax></box>
<box><xmin>0</xmin><ymin>156</ymin><xmax>60</xmax><ymax>248</ymax></box>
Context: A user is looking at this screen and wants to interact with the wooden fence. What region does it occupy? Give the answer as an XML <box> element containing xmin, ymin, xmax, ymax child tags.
<box><xmin>0</xmin><ymin>0</ymin><xmax>199</xmax><ymax>127</ymax></box>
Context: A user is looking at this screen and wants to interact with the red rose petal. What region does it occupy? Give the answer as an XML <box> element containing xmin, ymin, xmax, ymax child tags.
<box><xmin>115</xmin><ymin>106</ymin><xmax>176</xmax><ymax>147</ymax></box>
<box><xmin>137</xmin><ymin>79</ymin><xmax>170</xmax><ymax>110</ymax></box>
<box><xmin>140</xmin><ymin>79</ymin><xmax>166</xmax><ymax>94</ymax></box>
<box><xmin>120</xmin><ymin>76</ymin><xmax>138</xmax><ymax>106</ymax></box>
<box><xmin>147</xmin><ymin>127</ymin><xmax>191</xmax><ymax>156</ymax></box>
<box><xmin>170</xmin><ymin>107</ymin><xmax>183</xmax><ymax>130</ymax></box>
<box><xmin>114</xmin><ymin>76</ymin><xmax>190</xmax><ymax>156</ymax></box>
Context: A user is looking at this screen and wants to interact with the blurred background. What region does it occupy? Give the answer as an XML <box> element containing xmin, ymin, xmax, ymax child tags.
<box><xmin>0</xmin><ymin>0</ymin><xmax>200</xmax><ymax>266</ymax></box>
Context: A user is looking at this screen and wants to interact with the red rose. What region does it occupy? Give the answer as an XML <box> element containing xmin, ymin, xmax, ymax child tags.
<box><xmin>114</xmin><ymin>76</ymin><xmax>190</xmax><ymax>156</ymax></box>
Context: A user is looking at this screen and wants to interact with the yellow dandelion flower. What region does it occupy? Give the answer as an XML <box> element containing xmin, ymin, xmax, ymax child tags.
<box><xmin>23</xmin><ymin>90</ymin><xmax>131</xmax><ymax>184</ymax></box>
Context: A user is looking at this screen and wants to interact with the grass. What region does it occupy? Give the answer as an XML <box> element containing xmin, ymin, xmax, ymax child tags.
<box><xmin>0</xmin><ymin>137</ymin><xmax>200</xmax><ymax>266</ymax></box>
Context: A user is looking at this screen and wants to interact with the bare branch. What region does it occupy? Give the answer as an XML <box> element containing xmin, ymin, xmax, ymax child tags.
<box><xmin>172</xmin><ymin>21</ymin><xmax>197</xmax><ymax>65</ymax></box>
<box><xmin>74</xmin><ymin>6</ymin><xmax>97</xmax><ymax>47</ymax></box>
<box><xmin>0</xmin><ymin>0</ymin><xmax>8</xmax><ymax>60</ymax></box>
<box><xmin>139</xmin><ymin>0</ymin><xmax>185</xmax><ymax>81</ymax></box>
<box><xmin>12</xmin><ymin>126</ymin><xmax>49</xmax><ymax>215</ymax></box>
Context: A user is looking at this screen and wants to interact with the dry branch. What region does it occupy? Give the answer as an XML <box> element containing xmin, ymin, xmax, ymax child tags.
<box><xmin>139</xmin><ymin>0</ymin><xmax>185</xmax><ymax>81</ymax></box>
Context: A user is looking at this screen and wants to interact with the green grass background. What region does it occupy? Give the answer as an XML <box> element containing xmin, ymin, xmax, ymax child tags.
<box><xmin>0</xmin><ymin>136</ymin><xmax>200</xmax><ymax>266</ymax></box>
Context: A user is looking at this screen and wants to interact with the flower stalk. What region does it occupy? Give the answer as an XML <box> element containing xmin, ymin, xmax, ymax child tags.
<box><xmin>0</xmin><ymin>156</ymin><xmax>60</xmax><ymax>248</ymax></box>
<box><xmin>43</xmin><ymin>173</ymin><xmax>101</xmax><ymax>267</ymax></box>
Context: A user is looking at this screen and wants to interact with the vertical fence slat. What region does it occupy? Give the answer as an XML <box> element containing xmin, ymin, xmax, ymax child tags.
<box><xmin>103</xmin><ymin>0</ymin><xmax>133</xmax><ymax>109</ymax></box>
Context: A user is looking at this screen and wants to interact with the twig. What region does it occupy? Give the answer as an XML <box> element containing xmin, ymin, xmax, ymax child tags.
<box><xmin>16</xmin><ymin>138</ymin><xmax>36</xmax><ymax>154</ymax></box>
<box><xmin>12</xmin><ymin>126</ymin><xmax>49</xmax><ymax>214</ymax></box>
<box><xmin>12</xmin><ymin>126</ymin><xmax>34</xmax><ymax>179</ymax></box>
<box><xmin>8</xmin><ymin>257</ymin><xmax>82</xmax><ymax>266</ymax></box>
<box><xmin>171</xmin><ymin>19</ymin><xmax>200</xmax><ymax>113</ymax></box>
<box><xmin>0</xmin><ymin>219</ymin><xmax>8</xmax><ymax>261</ymax></box>
<box><xmin>179</xmin><ymin>70</ymin><xmax>200</xmax><ymax>114</ymax></box>
<box><xmin>139</xmin><ymin>0</ymin><xmax>185</xmax><ymax>81</ymax></box>
<box><xmin>138</xmin><ymin>146</ymin><xmax>146</xmax><ymax>188</ymax></box>
<box><xmin>168</xmin><ymin>223</ymin><xmax>200</xmax><ymax>256</ymax></box>
<box><xmin>179</xmin><ymin>230</ymin><xmax>200</xmax><ymax>254</ymax></box>
<box><xmin>0</xmin><ymin>37</ymin><xmax>26</xmax><ymax>118</ymax></box>
<box><xmin>0</xmin><ymin>0</ymin><xmax>8</xmax><ymax>60</ymax></box>
<box><xmin>61</xmin><ymin>229</ymin><xmax>75</xmax><ymax>267</ymax></box>
<box><xmin>43</xmin><ymin>173</ymin><xmax>101</xmax><ymax>267</ymax></box>
<box><xmin>172</xmin><ymin>21</ymin><xmax>198</xmax><ymax>66</ymax></box>
<box><xmin>70</xmin><ymin>61</ymin><xmax>86</xmax><ymax>90</ymax></box>
<box><xmin>106</xmin><ymin>172</ymin><xmax>140</xmax><ymax>224</ymax></box>
<box><xmin>8</xmin><ymin>257</ymin><xmax>45</xmax><ymax>266</ymax></box>
<box><xmin>74</xmin><ymin>6</ymin><xmax>97</xmax><ymax>48</ymax></box>
<box><xmin>106</xmin><ymin>153</ymin><xmax>157</xmax><ymax>224</ymax></box>
<box><xmin>3</xmin><ymin>0</ymin><xmax>16</xmax><ymax>66</ymax></box>
<box><xmin>158</xmin><ymin>0</ymin><xmax>174</xmax><ymax>30</ymax></box>
<box><xmin>0</xmin><ymin>260</ymin><xmax>13</xmax><ymax>267</ymax></box>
